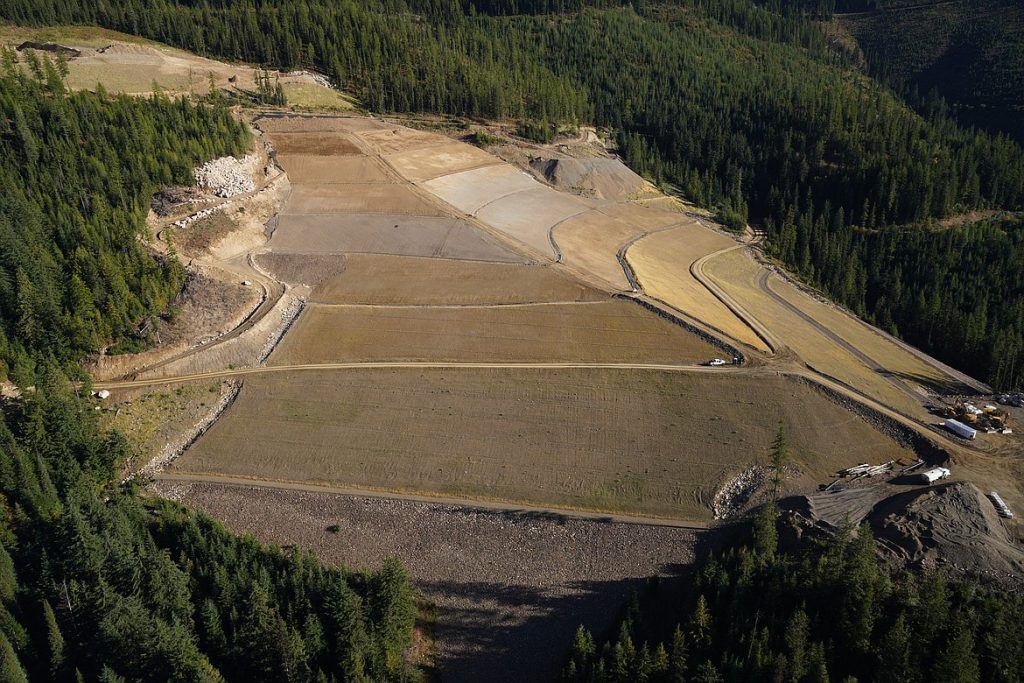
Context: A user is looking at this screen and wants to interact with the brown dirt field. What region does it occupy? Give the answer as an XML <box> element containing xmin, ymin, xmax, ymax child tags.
<box><xmin>174</xmin><ymin>368</ymin><xmax>918</xmax><ymax>521</ymax></box>
<box><xmin>253</xmin><ymin>253</ymin><xmax>348</xmax><ymax>288</ymax></box>
<box><xmin>768</xmin><ymin>277</ymin><xmax>965</xmax><ymax>393</ymax></box>
<box><xmin>475</xmin><ymin>187</ymin><xmax>590</xmax><ymax>258</ymax></box>
<box><xmin>257</xmin><ymin>115</ymin><xmax>390</xmax><ymax>134</ymax></box>
<box><xmin>357</xmin><ymin>126</ymin><xmax>449</xmax><ymax>154</ymax></box>
<box><xmin>704</xmin><ymin>249</ymin><xmax>926</xmax><ymax>416</ymax></box>
<box><xmin>552</xmin><ymin>209</ymin><xmax>662</xmax><ymax>289</ymax></box>
<box><xmin>385</xmin><ymin>142</ymin><xmax>503</xmax><ymax>183</ymax></box>
<box><xmin>422</xmin><ymin>164</ymin><xmax>542</xmax><ymax>215</ymax></box>
<box><xmin>269</xmin><ymin>132</ymin><xmax>363</xmax><ymax>155</ymax></box>
<box><xmin>311</xmin><ymin>255</ymin><xmax>604</xmax><ymax>305</ymax></box>
<box><xmin>268</xmin><ymin>300</ymin><xmax>716</xmax><ymax>365</ymax></box>
<box><xmin>275</xmin><ymin>155</ymin><xmax>393</xmax><ymax>184</ymax></box>
<box><xmin>627</xmin><ymin>227</ymin><xmax>768</xmax><ymax>351</ymax></box>
<box><xmin>154</xmin><ymin>480</ymin><xmax>705</xmax><ymax>683</ymax></box>
<box><xmin>283</xmin><ymin>184</ymin><xmax>444</xmax><ymax>216</ymax></box>
<box><xmin>268</xmin><ymin>214</ymin><xmax>526</xmax><ymax>262</ymax></box>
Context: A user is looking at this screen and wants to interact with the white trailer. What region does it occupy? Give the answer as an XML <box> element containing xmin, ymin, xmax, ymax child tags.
<box><xmin>944</xmin><ymin>418</ymin><xmax>977</xmax><ymax>440</ymax></box>
<box><xmin>988</xmin><ymin>491</ymin><xmax>1014</xmax><ymax>519</ymax></box>
<box><xmin>917</xmin><ymin>467</ymin><xmax>951</xmax><ymax>484</ymax></box>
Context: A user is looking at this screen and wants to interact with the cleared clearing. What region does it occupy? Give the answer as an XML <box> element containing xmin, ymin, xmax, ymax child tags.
<box><xmin>553</xmin><ymin>209</ymin><xmax>658</xmax><ymax>289</ymax></box>
<box><xmin>269</xmin><ymin>132</ymin><xmax>363</xmax><ymax>155</ymax></box>
<box><xmin>704</xmin><ymin>249</ymin><xmax>926</xmax><ymax>416</ymax></box>
<box><xmin>384</xmin><ymin>142</ymin><xmax>503</xmax><ymax>182</ymax></box>
<box><xmin>274</xmin><ymin>155</ymin><xmax>393</xmax><ymax>184</ymax></box>
<box><xmin>281</xmin><ymin>82</ymin><xmax>354</xmax><ymax>110</ymax></box>
<box><xmin>283</xmin><ymin>184</ymin><xmax>443</xmax><ymax>215</ymax></box>
<box><xmin>422</xmin><ymin>164</ymin><xmax>541</xmax><ymax>215</ymax></box>
<box><xmin>268</xmin><ymin>301</ymin><xmax>717</xmax><ymax>365</ymax></box>
<box><xmin>628</xmin><ymin>227</ymin><xmax>769</xmax><ymax>351</ymax></box>
<box><xmin>174</xmin><ymin>368</ymin><xmax>919</xmax><ymax>520</ymax></box>
<box><xmin>268</xmin><ymin>214</ymin><xmax>526</xmax><ymax>262</ymax></box>
<box><xmin>311</xmin><ymin>255</ymin><xmax>603</xmax><ymax>304</ymax></box>
<box><xmin>358</xmin><ymin>126</ymin><xmax>450</xmax><ymax>153</ymax></box>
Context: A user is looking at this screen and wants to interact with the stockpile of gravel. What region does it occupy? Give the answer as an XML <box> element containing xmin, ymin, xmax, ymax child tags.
<box><xmin>194</xmin><ymin>155</ymin><xmax>257</xmax><ymax>198</ymax></box>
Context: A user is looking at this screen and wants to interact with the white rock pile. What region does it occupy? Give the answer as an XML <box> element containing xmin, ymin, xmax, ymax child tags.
<box><xmin>194</xmin><ymin>155</ymin><xmax>257</xmax><ymax>198</ymax></box>
<box><xmin>172</xmin><ymin>206</ymin><xmax>221</xmax><ymax>229</ymax></box>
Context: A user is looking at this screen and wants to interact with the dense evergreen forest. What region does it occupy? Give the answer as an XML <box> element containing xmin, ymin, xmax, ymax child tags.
<box><xmin>3</xmin><ymin>0</ymin><xmax>1023</xmax><ymax>389</ymax></box>
<box><xmin>563</xmin><ymin>509</ymin><xmax>1024</xmax><ymax>682</ymax></box>
<box><xmin>0</xmin><ymin>52</ymin><xmax>249</xmax><ymax>386</ymax></box>
<box><xmin>0</xmin><ymin>63</ymin><xmax>419</xmax><ymax>681</ymax></box>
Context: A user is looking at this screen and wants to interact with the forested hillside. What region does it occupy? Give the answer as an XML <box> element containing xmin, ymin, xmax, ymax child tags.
<box><xmin>0</xmin><ymin>62</ymin><xmax>419</xmax><ymax>682</ymax></box>
<box><xmin>0</xmin><ymin>51</ymin><xmax>249</xmax><ymax>386</ymax></box>
<box><xmin>563</xmin><ymin>510</ymin><xmax>1024</xmax><ymax>682</ymax></box>
<box><xmin>4</xmin><ymin>0</ymin><xmax>1022</xmax><ymax>389</ymax></box>
<box><xmin>834</xmin><ymin>0</ymin><xmax>1024</xmax><ymax>143</ymax></box>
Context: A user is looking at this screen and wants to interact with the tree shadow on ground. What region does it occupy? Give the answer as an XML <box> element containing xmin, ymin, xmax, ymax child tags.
<box><xmin>421</xmin><ymin>522</ymin><xmax>734</xmax><ymax>682</ymax></box>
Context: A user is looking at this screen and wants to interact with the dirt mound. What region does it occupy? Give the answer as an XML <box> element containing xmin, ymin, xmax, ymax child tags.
<box><xmin>528</xmin><ymin>156</ymin><xmax>649</xmax><ymax>200</ymax></box>
<box><xmin>870</xmin><ymin>482</ymin><xmax>1024</xmax><ymax>578</ymax></box>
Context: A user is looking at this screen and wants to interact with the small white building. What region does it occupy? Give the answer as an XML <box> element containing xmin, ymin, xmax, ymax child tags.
<box><xmin>917</xmin><ymin>467</ymin><xmax>951</xmax><ymax>484</ymax></box>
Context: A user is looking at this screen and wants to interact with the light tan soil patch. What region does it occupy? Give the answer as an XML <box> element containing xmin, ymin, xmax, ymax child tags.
<box><xmin>311</xmin><ymin>255</ymin><xmax>603</xmax><ymax>305</ymax></box>
<box><xmin>552</xmin><ymin>209</ymin><xmax>659</xmax><ymax>289</ymax></box>
<box><xmin>422</xmin><ymin>164</ymin><xmax>543</xmax><ymax>215</ymax></box>
<box><xmin>384</xmin><ymin>142</ymin><xmax>503</xmax><ymax>182</ymax></box>
<box><xmin>628</xmin><ymin>227</ymin><xmax>768</xmax><ymax>351</ymax></box>
<box><xmin>704</xmin><ymin>249</ymin><xmax>925</xmax><ymax>416</ymax></box>
<box><xmin>269</xmin><ymin>300</ymin><xmax>715</xmax><ymax>365</ymax></box>
<box><xmin>475</xmin><ymin>187</ymin><xmax>589</xmax><ymax>258</ymax></box>
<box><xmin>357</xmin><ymin>126</ymin><xmax>448</xmax><ymax>154</ymax></box>
<box><xmin>268</xmin><ymin>214</ymin><xmax>526</xmax><ymax>262</ymax></box>
<box><xmin>175</xmin><ymin>368</ymin><xmax>917</xmax><ymax>520</ymax></box>
<box><xmin>275</xmin><ymin>155</ymin><xmax>392</xmax><ymax>184</ymax></box>
<box><xmin>253</xmin><ymin>253</ymin><xmax>348</xmax><ymax>288</ymax></box>
<box><xmin>269</xmin><ymin>132</ymin><xmax>362</xmax><ymax>155</ymax></box>
<box><xmin>768</xmin><ymin>278</ymin><xmax>967</xmax><ymax>393</ymax></box>
<box><xmin>283</xmin><ymin>184</ymin><xmax>443</xmax><ymax>215</ymax></box>
<box><xmin>594</xmin><ymin>202</ymin><xmax>691</xmax><ymax>230</ymax></box>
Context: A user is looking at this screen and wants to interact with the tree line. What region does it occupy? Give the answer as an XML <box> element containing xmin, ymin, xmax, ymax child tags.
<box><xmin>0</xmin><ymin>57</ymin><xmax>420</xmax><ymax>682</ymax></box>
<box><xmin>0</xmin><ymin>366</ymin><xmax>418</xmax><ymax>681</ymax></box>
<box><xmin>562</xmin><ymin>432</ymin><xmax>1024</xmax><ymax>682</ymax></box>
<box><xmin>4</xmin><ymin>0</ymin><xmax>1023</xmax><ymax>388</ymax></box>
<box><xmin>0</xmin><ymin>51</ymin><xmax>249</xmax><ymax>386</ymax></box>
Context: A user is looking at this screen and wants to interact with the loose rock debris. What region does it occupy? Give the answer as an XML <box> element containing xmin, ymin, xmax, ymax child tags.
<box><xmin>194</xmin><ymin>155</ymin><xmax>258</xmax><ymax>198</ymax></box>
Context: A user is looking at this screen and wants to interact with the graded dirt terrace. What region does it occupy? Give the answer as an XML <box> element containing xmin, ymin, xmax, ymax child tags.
<box><xmin>627</xmin><ymin>226</ymin><xmax>769</xmax><ymax>351</ymax></box>
<box><xmin>267</xmin><ymin>214</ymin><xmax>525</xmax><ymax>262</ymax></box>
<box><xmin>384</xmin><ymin>143</ymin><xmax>504</xmax><ymax>182</ymax></box>
<box><xmin>311</xmin><ymin>255</ymin><xmax>604</xmax><ymax>305</ymax></box>
<box><xmin>703</xmin><ymin>249</ymin><xmax>940</xmax><ymax>417</ymax></box>
<box><xmin>174</xmin><ymin>367</ymin><xmax>919</xmax><ymax>521</ymax></box>
<box><xmin>273</xmin><ymin>155</ymin><xmax>393</xmax><ymax>184</ymax></box>
<box><xmin>552</xmin><ymin>209</ymin><xmax>659</xmax><ymax>289</ymax></box>
<box><xmin>269</xmin><ymin>132</ymin><xmax>363</xmax><ymax>155</ymax></box>
<box><xmin>283</xmin><ymin>184</ymin><xmax>443</xmax><ymax>215</ymax></box>
<box><xmin>268</xmin><ymin>300</ymin><xmax>718</xmax><ymax>365</ymax></box>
